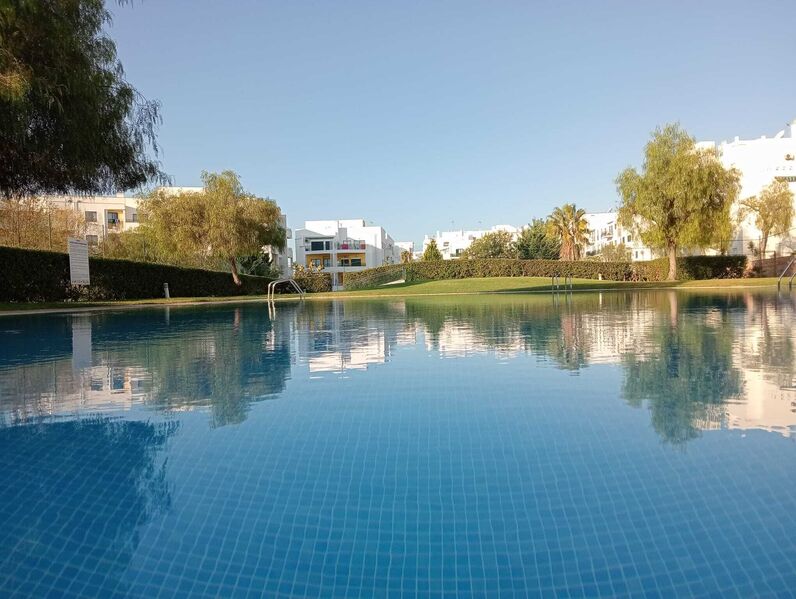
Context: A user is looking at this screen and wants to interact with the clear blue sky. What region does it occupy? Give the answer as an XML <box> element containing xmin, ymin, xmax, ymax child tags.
<box><xmin>110</xmin><ymin>0</ymin><xmax>795</xmax><ymax>247</ymax></box>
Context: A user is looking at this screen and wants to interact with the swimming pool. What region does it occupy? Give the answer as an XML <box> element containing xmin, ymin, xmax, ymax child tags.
<box><xmin>1</xmin><ymin>291</ymin><xmax>795</xmax><ymax>597</ymax></box>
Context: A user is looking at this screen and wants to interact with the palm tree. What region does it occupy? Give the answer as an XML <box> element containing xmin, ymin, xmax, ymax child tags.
<box><xmin>546</xmin><ymin>204</ymin><xmax>590</xmax><ymax>261</ymax></box>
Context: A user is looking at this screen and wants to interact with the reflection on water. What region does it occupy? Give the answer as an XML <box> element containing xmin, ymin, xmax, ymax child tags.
<box><xmin>1</xmin><ymin>291</ymin><xmax>795</xmax><ymax>442</ymax></box>
<box><xmin>0</xmin><ymin>416</ymin><xmax>176</xmax><ymax>596</ymax></box>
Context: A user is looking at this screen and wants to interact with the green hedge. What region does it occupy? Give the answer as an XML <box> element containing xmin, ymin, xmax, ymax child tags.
<box><xmin>0</xmin><ymin>246</ymin><xmax>274</xmax><ymax>302</ymax></box>
<box><xmin>344</xmin><ymin>256</ymin><xmax>747</xmax><ymax>288</ymax></box>
<box><xmin>292</xmin><ymin>266</ymin><xmax>333</xmax><ymax>293</ymax></box>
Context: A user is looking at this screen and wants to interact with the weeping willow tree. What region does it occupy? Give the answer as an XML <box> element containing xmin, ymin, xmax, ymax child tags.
<box><xmin>107</xmin><ymin>171</ymin><xmax>286</xmax><ymax>284</ymax></box>
<box><xmin>616</xmin><ymin>124</ymin><xmax>740</xmax><ymax>280</ymax></box>
<box><xmin>0</xmin><ymin>0</ymin><xmax>166</xmax><ymax>199</ymax></box>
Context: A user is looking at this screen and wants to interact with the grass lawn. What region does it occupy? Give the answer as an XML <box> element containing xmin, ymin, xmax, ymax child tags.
<box><xmin>315</xmin><ymin>276</ymin><xmax>781</xmax><ymax>298</ymax></box>
<box><xmin>0</xmin><ymin>277</ymin><xmax>783</xmax><ymax>315</ymax></box>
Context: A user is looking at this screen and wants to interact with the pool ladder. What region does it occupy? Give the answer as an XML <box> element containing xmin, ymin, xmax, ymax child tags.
<box><xmin>777</xmin><ymin>257</ymin><xmax>796</xmax><ymax>290</ymax></box>
<box><xmin>551</xmin><ymin>274</ymin><xmax>573</xmax><ymax>292</ymax></box>
<box><xmin>266</xmin><ymin>279</ymin><xmax>305</xmax><ymax>318</ymax></box>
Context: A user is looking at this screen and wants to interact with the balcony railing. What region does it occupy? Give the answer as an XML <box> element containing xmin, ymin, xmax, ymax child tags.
<box><xmin>336</xmin><ymin>240</ymin><xmax>366</xmax><ymax>250</ymax></box>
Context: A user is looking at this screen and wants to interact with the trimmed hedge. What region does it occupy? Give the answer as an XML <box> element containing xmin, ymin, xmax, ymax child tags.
<box><xmin>0</xmin><ymin>246</ymin><xmax>274</xmax><ymax>302</ymax></box>
<box><xmin>344</xmin><ymin>256</ymin><xmax>747</xmax><ymax>288</ymax></box>
<box><xmin>292</xmin><ymin>266</ymin><xmax>332</xmax><ymax>293</ymax></box>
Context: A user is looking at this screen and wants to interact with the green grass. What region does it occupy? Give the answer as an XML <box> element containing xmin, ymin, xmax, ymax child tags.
<box><xmin>0</xmin><ymin>276</ymin><xmax>782</xmax><ymax>314</ymax></box>
<box><xmin>315</xmin><ymin>276</ymin><xmax>780</xmax><ymax>298</ymax></box>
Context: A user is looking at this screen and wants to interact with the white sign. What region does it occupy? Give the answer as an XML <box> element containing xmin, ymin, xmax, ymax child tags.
<box><xmin>68</xmin><ymin>238</ymin><xmax>90</xmax><ymax>286</ymax></box>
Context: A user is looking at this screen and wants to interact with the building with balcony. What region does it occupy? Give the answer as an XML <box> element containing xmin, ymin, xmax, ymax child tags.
<box><xmin>45</xmin><ymin>192</ymin><xmax>142</xmax><ymax>245</ymax></box>
<box><xmin>294</xmin><ymin>219</ymin><xmax>401</xmax><ymax>289</ymax></box>
<box><xmin>44</xmin><ymin>188</ymin><xmax>293</xmax><ymax>274</ymax></box>
<box><xmin>422</xmin><ymin>225</ymin><xmax>521</xmax><ymax>260</ymax></box>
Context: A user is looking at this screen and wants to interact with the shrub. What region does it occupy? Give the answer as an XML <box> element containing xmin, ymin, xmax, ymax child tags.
<box><xmin>343</xmin><ymin>256</ymin><xmax>747</xmax><ymax>288</ymax></box>
<box><xmin>0</xmin><ymin>246</ymin><xmax>274</xmax><ymax>302</ymax></box>
<box><xmin>292</xmin><ymin>265</ymin><xmax>332</xmax><ymax>293</ymax></box>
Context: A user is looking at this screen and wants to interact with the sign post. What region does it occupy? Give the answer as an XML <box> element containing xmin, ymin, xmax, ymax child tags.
<box><xmin>68</xmin><ymin>238</ymin><xmax>90</xmax><ymax>286</ymax></box>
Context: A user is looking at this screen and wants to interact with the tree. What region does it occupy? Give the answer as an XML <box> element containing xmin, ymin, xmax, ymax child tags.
<box><xmin>461</xmin><ymin>230</ymin><xmax>517</xmax><ymax>259</ymax></box>
<box><xmin>0</xmin><ymin>0</ymin><xmax>166</xmax><ymax>199</ymax></box>
<box><xmin>0</xmin><ymin>197</ymin><xmax>85</xmax><ymax>250</ymax></box>
<box><xmin>112</xmin><ymin>171</ymin><xmax>286</xmax><ymax>284</ymax></box>
<box><xmin>422</xmin><ymin>238</ymin><xmax>443</xmax><ymax>261</ymax></box>
<box><xmin>616</xmin><ymin>124</ymin><xmax>740</xmax><ymax>280</ymax></box>
<box><xmin>400</xmin><ymin>249</ymin><xmax>414</xmax><ymax>263</ymax></box>
<box><xmin>599</xmin><ymin>242</ymin><xmax>631</xmax><ymax>262</ymax></box>
<box><xmin>739</xmin><ymin>179</ymin><xmax>795</xmax><ymax>260</ymax></box>
<box><xmin>546</xmin><ymin>204</ymin><xmax>590</xmax><ymax>261</ymax></box>
<box><xmin>515</xmin><ymin>219</ymin><xmax>560</xmax><ymax>260</ymax></box>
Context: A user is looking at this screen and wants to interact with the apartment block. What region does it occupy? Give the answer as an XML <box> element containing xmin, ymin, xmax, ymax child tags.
<box><xmin>294</xmin><ymin>219</ymin><xmax>401</xmax><ymax>289</ymax></box>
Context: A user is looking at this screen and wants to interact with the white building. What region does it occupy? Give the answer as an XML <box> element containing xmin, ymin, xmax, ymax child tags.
<box><xmin>395</xmin><ymin>241</ymin><xmax>414</xmax><ymax>259</ymax></box>
<box><xmin>45</xmin><ymin>192</ymin><xmax>142</xmax><ymax>246</ymax></box>
<box><xmin>422</xmin><ymin>225</ymin><xmax>521</xmax><ymax>260</ymax></box>
<box><xmin>294</xmin><ymin>219</ymin><xmax>401</xmax><ymax>289</ymax></box>
<box><xmin>584</xmin><ymin>212</ymin><xmax>656</xmax><ymax>262</ymax></box>
<box><xmin>697</xmin><ymin>118</ymin><xmax>796</xmax><ymax>258</ymax></box>
<box><xmin>44</xmin><ymin>188</ymin><xmax>293</xmax><ymax>276</ymax></box>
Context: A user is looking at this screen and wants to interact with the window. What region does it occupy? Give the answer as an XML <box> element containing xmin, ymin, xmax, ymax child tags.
<box><xmin>626</xmin><ymin>234</ymin><xmax>632</xmax><ymax>243</ymax></box>
<box><xmin>86</xmin><ymin>234</ymin><xmax>98</xmax><ymax>245</ymax></box>
<box><xmin>323</xmin><ymin>258</ymin><xmax>331</xmax><ymax>268</ymax></box>
<box><xmin>310</xmin><ymin>258</ymin><xmax>322</xmax><ymax>268</ymax></box>
<box><xmin>85</xmin><ymin>211</ymin><xmax>97</xmax><ymax>223</ymax></box>
<box><xmin>129</xmin><ymin>213</ymin><xmax>138</xmax><ymax>223</ymax></box>
<box><xmin>107</xmin><ymin>211</ymin><xmax>119</xmax><ymax>224</ymax></box>
<box><xmin>351</xmin><ymin>258</ymin><xmax>362</xmax><ymax>267</ymax></box>
<box><xmin>310</xmin><ymin>240</ymin><xmax>331</xmax><ymax>251</ymax></box>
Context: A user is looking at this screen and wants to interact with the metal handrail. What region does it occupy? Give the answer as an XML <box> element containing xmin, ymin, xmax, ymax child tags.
<box><xmin>777</xmin><ymin>257</ymin><xmax>796</xmax><ymax>290</ymax></box>
<box><xmin>267</xmin><ymin>278</ymin><xmax>305</xmax><ymax>302</ymax></box>
<box><xmin>551</xmin><ymin>274</ymin><xmax>573</xmax><ymax>292</ymax></box>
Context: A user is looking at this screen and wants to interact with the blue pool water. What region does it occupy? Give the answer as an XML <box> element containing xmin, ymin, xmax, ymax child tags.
<box><xmin>1</xmin><ymin>291</ymin><xmax>796</xmax><ymax>597</ymax></box>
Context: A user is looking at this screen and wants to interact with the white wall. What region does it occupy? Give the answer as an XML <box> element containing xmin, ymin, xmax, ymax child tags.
<box><xmin>422</xmin><ymin>225</ymin><xmax>521</xmax><ymax>259</ymax></box>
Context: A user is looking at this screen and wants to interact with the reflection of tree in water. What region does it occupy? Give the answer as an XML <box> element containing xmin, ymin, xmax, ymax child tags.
<box><xmin>622</xmin><ymin>294</ymin><xmax>743</xmax><ymax>444</ymax></box>
<box><xmin>0</xmin><ymin>416</ymin><xmax>177</xmax><ymax>595</ymax></box>
<box><xmin>405</xmin><ymin>295</ymin><xmax>607</xmax><ymax>370</ymax></box>
<box><xmin>126</xmin><ymin>307</ymin><xmax>293</xmax><ymax>427</ymax></box>
<box><xmin>0</xmin><ymin>306</ymin><xmax>295</xmax><ymax>428</ymax></box>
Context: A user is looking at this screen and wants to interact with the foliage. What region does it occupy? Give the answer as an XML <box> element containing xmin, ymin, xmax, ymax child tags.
<box><xmin>400</xmin><ymin>249</ymin><xmax>413</xmax><ymax>263</ymax></box>
<box><xmin>0</xmin><ymin>246</ymin><xmax>273</xmax><ymax>302</ymax></box>
<box><xmin>739</xmin><ymin>179</ymin><xmax>795</xmax><ymax>259</ymax></box>
<box><xmin>0</xmin><ymin>0</ymin><xmax>166</xmax><ymax>198</ymax></box>
<box><xmin>461</xmin><ymin>230</ymin><xmax>517</xmax><ymax>259</ymax></box>
<box><xmin>598</xmin><ymin>242</ymin><xmax>631</xmax><ymax>262</ymax></box>
<box><xmin>343</xmin><ymin>255</ymin><xmax>747</xmax><ymax>288</ymax></box>
<box><xmin>104</xmin><ymin>171</ymin><xmax>286</xmax><ymax>283</ymax></box>
<box><xmin>622</xmin><ymin>295</ymin><xmax>742</xmax><ymax>444</ymax></box>
<box><xmin>0</xmin><ymin>198</ymin><xmax>85</xmax><ymax>250</ymax></box>
<box><xmin>515</xmin><ymin>219</ymin><xmax>560</xmax><ymax>260</ymax></box>
<box><xmin>616</xmin><ymin>123</ymin><xmax>741</xmax><ymax>280</ymax></box>
<box><xmin>291</xmin><ymin>265</ymin><xmax>332</xmax><ymax>293</ymax></box>
<box><xmin>237</xmin><ymin>252</ymin><xmax>282</xmax><ymax>278</ymax></box>
<box><xmin>422</xmin><ymin>238</ymin><xmax>443</xmax><ymax>261</ymax></box>
<box><xmin>546</xmin><ymin>204</ymin><xmax>590</xmax><ymax>260</ymax></box>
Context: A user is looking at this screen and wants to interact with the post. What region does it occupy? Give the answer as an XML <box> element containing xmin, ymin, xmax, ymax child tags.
<box><xmin>163</xmin><ymin>283</ymin><xmax>170</xmax><ymax>299</ymax></box>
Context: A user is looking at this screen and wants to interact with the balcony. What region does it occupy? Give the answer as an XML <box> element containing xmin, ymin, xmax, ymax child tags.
<box><xmin>336</xmin><ymin>240</ymin><xmax>366</xmax><ymax>250</ymax></box>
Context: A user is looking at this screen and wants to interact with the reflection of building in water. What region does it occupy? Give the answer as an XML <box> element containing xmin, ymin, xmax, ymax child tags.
<box><xmin>725</xmin><ymin>295</ymin><xmax>796</xmax><ymax>437</ymax></box>
<box><xmin>293</xmin><ymin>301</ymin><xmax>416</xmax><ymax>373</ymax></box>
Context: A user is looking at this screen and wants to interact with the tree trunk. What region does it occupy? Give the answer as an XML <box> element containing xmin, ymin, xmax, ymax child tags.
<box><xmin>760</xmin><ymin>233</ymin><xmax>768</xmax><ymax>264</ymax></box>
<box><xmin>229</xmin><ymin>257</ymin><xmax>242</xmax><ymax>286</ymax></box>
<box><xmin>667</xmin><ymin>242</ymin><xmax>677</xmax><ymax>281</ymax></box>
